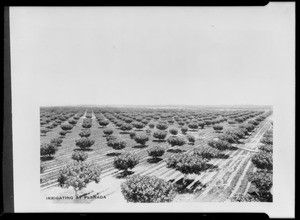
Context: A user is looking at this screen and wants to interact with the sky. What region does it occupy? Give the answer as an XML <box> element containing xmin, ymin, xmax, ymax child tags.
<box><xmin>10</xmin><ymin>4</ymin><xmax>294</xmax><ymax>106</ymax></box>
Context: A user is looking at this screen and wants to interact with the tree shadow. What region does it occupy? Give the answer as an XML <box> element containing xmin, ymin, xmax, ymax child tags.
<box><xmin>191</xmin><ymin>181</ymin><xmax>207</xmax><ymax>193</ymax></box>
<box><xmin>132</xmin><ymin>145</ymin><xmax>148</xmax><ymax>149</ymax></box>
<box><xmin>116</xmin><ymin>170</ymin><xmax>135</xmax><ymax>179</ymax></box>
<box><xmin>147</xmin><ymin>157</ymin><xmax>163</xmax><ymax>163</ymax></box>
<box><xmin>135</xmin><ymin>129</ymin><xmax>144</xmax><ymax>132</ymax></box>
<box><xmin>255</xmin><ymin>192</ymin><xmax>273</xmax><ymax>202</ymax></box>
<box><xmin>233</xmin><ymin>140</ymin><xmax>244</xmax><ymax>144</ymax></box>
<box><xmin>167</xmin><ymin>149</ymin><xmax>186</xmax><ymax>153</ymax></box>
<box><xmin>152</xmin><ymin>139</ymin><xmax>166</xmax><ymax>143</ymax></box>
<box><xmin>173</xmin><ymin>178</ymin><xmax>194</xmax><ymax>194</ymax></box>
<box><xmin>188</xmin><ymin>142</ymin><xmax>195</xmax><ymax>146</ymax></box>
<box><xmin>202</xmin><ymin>163</ymin><xmax>218</xmax><ymax>171</ymax></box>
<box><xmin>216</xmin><ymin>153</ymin><xmax>229</xmax><ymax>159</ymax></box>
<box><xmin>228</xmin><ymin>146</ymin><xmax>238</xmax><ymax>150</ymax></box>
<box><xmin>119</xmin><ymin>131</ymin><xmax>131</xmax><ymax>135</ymax></box>
<box><xmin>40</xmin><ymin>156</ymin><xmax>54</xmax><ymax>161</ymax></box>
<box><xmin>73</xmin><ymin>148</ymin><xmax>93</xmax><ymax>152</ymax></box>
<box><xmin>106</xmin><ymin>152</ymin><xmax>122</xmax><ymax>157</ymax></box>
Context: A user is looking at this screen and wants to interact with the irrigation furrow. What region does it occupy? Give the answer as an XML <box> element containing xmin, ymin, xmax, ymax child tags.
<box><xmin>227</xmin><ymin>157</ymin><xmax>253</xmax><ymax>200</ymax></box>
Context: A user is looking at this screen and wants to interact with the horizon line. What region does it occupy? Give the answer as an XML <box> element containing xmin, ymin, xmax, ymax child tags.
<box><xmin>40</xmin><ymin>104</ymin><xmax>273</xmax><ymax>108</ymax></box>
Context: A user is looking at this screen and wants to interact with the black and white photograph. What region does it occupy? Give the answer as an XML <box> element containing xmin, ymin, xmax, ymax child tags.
<box><xmin>9</xmin><ymin>3</ymin><xmax>294</xmax><ymax>217</ymax></box>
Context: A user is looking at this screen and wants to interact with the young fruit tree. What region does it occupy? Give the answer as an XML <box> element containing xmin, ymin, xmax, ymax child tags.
<box><xmin>153</xmin><ymin>131</ymin><xmax>168</xmax><ymax>142</ymax></box>
<box><xmin>218</xmin><ymin>134</ymin><xmax>237</xmax><ymax>144</ymax></box>
<box><xmin>178</xmin><ymin>121</ymin><xmax>185</xmax><ymax>126</ymax></box>
<box><xmin>248</xmin><ymin>170</ymin><xmax>273</xmax><ymax>202</ymax></box>
<box><xmin>82</xmin><ymin>119</ymin><xmax>92</xmax><ymax>128</ymax></box>
<box><xmin>227</xmin><ymin>119</ymin><xmax>236</xmax><ymax>124</ymax></box>
<box><xmin>103</xmin><ymin>128</ymin><xmax>114</xmax><ymax>136</ymax></box>
<box><xmin>167</xmin><ymin>136</ymin><xmax>186</xmax><ymax>148</ymax></box>
<box><xmin>207</xmin><ymin>139</ymin><xmax>232</xmax><ymax>151</ymax></box>
<box><xmin>153</xmin><ymin>115</ymin><xmax>160</xmax><ymax>120</ymax></box>
<box><xmin>148</xmin><ymin>146</ymin><xmax>165</xmax><ymax>160</ymax></box>
<box><xmin>181</xmin><ymin>126</ymin><xmax>188</xmax><ymax>134</ymax></box>
<box><xmin>113</xmin><ymin>153</ymin><xmax>139</xmax><ymax>176</ymax></box>
<box><xmin>188</xmin><ymin>123</ymin><xmax>199</xmax><ymax>131</ymax></box>
<box><xmin>59</xmin><ymin>130</ymin><xmax>68</xmax><ymax>137</ymax></box>
<box><xmin>213</xmin><ymin>125</ymin><xmax>223</xmax><ymax>132</ymax></box>
<box><xmin>85</xmin><ymin>113</ymin><xmax>92</xmax><ymax>118</ymax></box>
<box><xmin>40</xmin><ymin>128</ymin><xmax>50</xmax><ymax>136</ymax></box>
<box><xmin>129</xmin><ymin>131</ymin><xmax>136</xmax><ymax>139</ymax></box>
<box><xmin>120</xmin><ymin>123</ymin><xmax>133</xmax><ymax>132</ymax></box>
<box><xmin>79</xmin><ymin>129</ymin><xmax>91</xmax><ymax>138</ymax></box>
<box><xmin>145</xmin><ymin>129</ymin><xmax>152</xmax><ymax>135</ymax></box>
<box><xmin>75</xmin><ymin>138</ymin><xmax>95</xmax><ymax>151</ymax></box>
<box><xmin>169</xmin><ymin>128</ymin><xmax>178</xmax><ymax>135</ymax></box>
<box><xmin>205</xmin><ymin>120</ymin><xmax>212</xmax><ymax>126</ymax></box>
<box><xmin>107</xmin><ymin>139</ymin><xmax>119</xmax><ymax>148</ymax></box>
<box><xmin>52</xmin><ymin>121</ymin><xmax>59</xmax><ymax>127</ymax></box>
<box><xmin>166</xmin><ymin>154</ymin><xmax>207</xmax><ymax>184</ymax></box>
<box><xmin>239</xmin><ymin>123</ymin><xmax>255</xmax><ymax>133</ymax></box>
<box><xmin>124</xmin><ymin>118</ymin><xmax>134</xmax><ymax>123</ymax></box>
<box><xmin>167</xmin><ymin>119</ymin><xmax>174</xmax><ymax>124</ymax></box>
<box><xmin>193</xmin><ymin>146</ymin><xmax>221</xmax><ymax>160</ymax></box>
<box><xmin>132</xmin><ymin>122</ymin><xmax>145</xmax><ymax>130</ymax></box>
<box><xmin>148</xmin><ymin>123</ymin><xmax>155</xmax><ymax>129</ymax></box>
<box><xmin>251</xmin><ymin>151</ymin><xmax>273</xmax><ymax>170</ymax></box>
<box><xmin>68</xmin><ymin>118</ymin><xmax>77</xmax><ymax>125</ymax></box>
<box><xmin>249</xmin><ymin>170</ymin><xmax>273</xmax><ymax>193</ymax></box>
<box><xmin>259</xmin><ymin>145</ymin><xmax>273</xmax><ymax>153</ymax></box>
<box><xmin>40</xmin><ymin>143</ymin><xmax>57</xmax><ymax>158</ymax></box>
<box><xmin>225</xmin><ymin>129</ymin><xmax>245</xmax><ymax>140</ymax></box>
<box><xmin>106</xmin><ymin>135</ymin><xmax>117</xmax><ymax>142</ymax></box>
<box><xmin>260</xmin><ymin>137</ymin><xmax>273</xmax><ymax>145</ymax></box>
<box><xmin>115</xmin><ymin>121</ymin><xmax>124</xmax><ymax>128</ymax></box>
<box><xmin>107</xmin><ymin>139</ymin><xmax>127</xmax><ymax>150</ymax></box>
<box><xmin>198</xmin><ymin>121</ymin><xmax>205</xmax><ymax>129</ymax></box>
<box><xmin>60</xmin><ymin>124</ymin><xmax>73</xmax><ymax>132</ymax></box>
<box><xmin>57</xmin><ymin>161</ymin><xmax>101</xmax><ymax>197</ymax></box>
<box><xmin>46</xmin><ymin>124</ymin><xmax>55</xmax><ymax>129</ymax></box>
<box><xmin>235</xmin><ymin>117</ymin><xmax>244</xmax><ymax>123</ymax></box>
<box><xmin>121</xmin><ymin>175</ymin><xmax>177</xmax><ymax>203</ymax></box>
<box><xmin>134</xmin><ymin>134</ymin><xmax>149</xmax><ymax>147</ymax></box>
<box><xmin>186</xmin><ymin>134</ymin><xmax>195</xmax><ymax>145</ymax></box>
<box><xmin>156</xmin><ymin>123</ymin><xmax>168</xmax><ymax>131</ymax></box>
<box><xmin>141</xmin><ymin>119</ymin><xmax>149</xmax><ymax>125</ymax></box>
<box><xmin>71</xmin><ymin>151</ymin><xmax>88</xmax><ymax>162</ymax></box>
<box><xmin>50</xmin><ymin>138</ymin><xmax>63</xmax><ymax>146</ymax></box>
<box><xmin>99</xmin><ymin>120</ymin><xmax>109</xmax><ymax>127</ymax></box>
<box><xmin>248</xmin><ymin>119</ymin><xmax>259</xmax><ymax>126</ymax></box>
